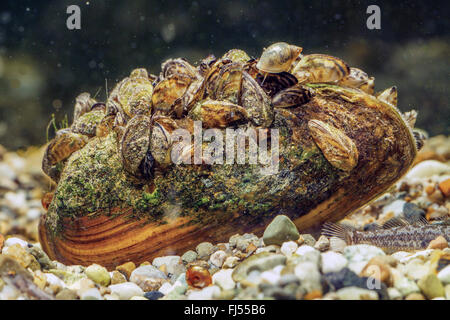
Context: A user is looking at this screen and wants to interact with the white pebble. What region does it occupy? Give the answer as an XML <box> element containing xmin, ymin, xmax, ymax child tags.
<box><xmin>437</xmin><ymin>265</ymin><xmax>450</xmax><ymax>284</ymax></box>
<box><xmin>26</xmin><ymin>208</ymin><xmax>42</xmax><ymax>220</ymax></box>
<box><xmin>260</xmin><ymin>270</ymin><xmax>280</xmax><ymax>285</ymax></box>
<box><xmin>405</xmin><ymin>160</ymin><xmax>450</xmax><ymax>179</ymax></box>
<box><xmin>280</xmin><ymin>241</ymin><xmax>298</xmax><ymax>257</ymax></box>
<box><xmin>210</xmin><ymin>250</ymin><xmax>227</xmax><ymax>268</ymax></box>
<box><xmin>81</xmin><ymin>288</ymin><xmax>103</xmax><ymax>300</ymax></box>
<box><xmin>158</xmin><ymin>282</ymin><xmax>173</xmax><ymax>295</ymax></box>
<box><xmin>187</xmin><ymin>286</ymin><xmax>221</xmax><ymax>300</ymax></box>
<box><xmin>109</xmin><ymin>282</ymin><xmax>144</xmax><ymax>300</ymax></box>
<box><xmin>321</xmin><ymin>251</ymin><xmax>348</xmax><ymax>274</ymax></box>
<box><xmin>4</xmin><ymin>237</ymin><xmax>28</xmax><ymax>248</ymax></box>
<box><xmin>212</xmin><ymin>269</ymin><xmax>235</xmax><ymax>291</ymax></box>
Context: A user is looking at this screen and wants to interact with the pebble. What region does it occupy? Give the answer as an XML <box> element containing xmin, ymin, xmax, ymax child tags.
<box><xmin>209</xmin><ymin>250</ymin><xmax>227</xmax><ymax>268</ymax></box>
<box><xmin>314</xmin><ymin>235</ymin><xmax>330</xmax><ymax>252</ymax></box>
<box><xmin>445</xmin><ymin>284</ymin><xmax>450</xmax><ymax>300</ymax></box>
<box><xmin>144</xmin><ymin>291</ymin><xmax>164</xmax><ymax>300</ymax></box>
<box><xmin>81</xmin><ymin>288</ymin><xmax>103</xmax><ymax>300</ymax></box>
<box><xmin>405</xmin><ymin>292</ymin><xmax>426</xmax><ymax>300</ymax></box>
<box><xmin>130</xmin><ymin>296</ymin><xmax>148</xmax><ymax>300</ymax></box>
<box><xmin>223</xmin><ymin>256</ymin><xmax>239</xmax><ymax>269</ymax></box>
<box><xmin>212</xmin><ymin>269</ymin><xmax>235</xmax><ymax>290</ymax></box>
<box><xmin>321</xmin><ymin>251</ymin><xmax>348</xmax><ymax>274</ymax></box>
<box><xmin>299</xmin><ymin>234</ymin><xmax>316</xmax><ymax>247</ymax></box>
<box><xmin>45</xmin><ymin>273</ymin><xmax>67</xmax><ymax>293</ymax></box>
<box><xmin>438</xmin><ymin>178</ymin><xmax>450</xmax><ymax>197</ymax></box>
<box><xmin>85</xmin><ymin>264</ymin><xmax>110</xmax><ymax>286</ymax></box>
<box><xmin>104</xmin><ymin>293</ymin><xmax>120</xmax><ymax>300</ymax></box>
<box><xmin>235</xmin><ymin>233</ymin><xmax>259</xmax><ymax>251</ymax></box>
<box><xmin>109</xmin><ymin>282</ymin><xmax>144</xmax><ymax>300</ymax></box>
<box><xmin>110</xmin><ymin>270</ymin><xmax>127</xmax><ymax>284</ymax></box>
<box><xmin>335</xmin><ymin>286</ymin><xmax>379</xmax><ymax>300</ymax></box>
<box><xmin>381</xmin><ymin>200</ymin><xmax>406</xmax><ymax>218</ymax></box>
<box><xmin>181</xmin><ymin>250</ymin><xmax>197</xmax><ymax>264</ymax></box>
<box><xmin>295</xmin><ymin>245</ymin><xmax>321</xmax><ymax>266</ymax></box>
<box><xmin>400</xmin><ymin>259</ymin><xmax>429</xmax><ymax>281</ymax></box>
<box><xmin>391</xmin><ymin>269</ymin><xmax>420</xmax><ymax>296</ymax></box>
<box><xmin>196</xmin><ymin>242</ymin><xmax>214</xmax><ymax>260</ymax></box>
<box><xmin>343</xmin><ymin>244</ymin><xmax>385</xmax><ymax>274</ymax></box>
<box><xmin>130</xmin><ymin>265</ymin><xmax>167</xmax><ymax>283</ymax></box>
<box><xmin>0</xmin><ymin>234</ymin><xmax>4</xmax><ymax>250</ymax></box>
<box><xmin>152</xmin><ymin>255</ymin><xmax>184</xmax><ymax>276</ymax></box>
<box><xmin>360</xmin><ymin>256</ymin><xmax>392</xmax><ymax>286</ymax></box>
<box><xmin>294</xmin><ymin>262</ymin><xmax>322</xmax><ymax>293</ymax></box>
<box><xmin>187</xmin><ymin>285</ymin><xmax>221</xmax><ymax>300</ymax></box>
<box><xmin>3</xmin><ymin>237</ymin><xmax>28</xmax><ymax>248</ymax></box>
<box><xmin>55</xmin><ymin>288</ymin><xmax>78</xmax><ymax>300</ymax></box>
<box><xmin>437</xmin><ymin>265</ymin><xmax>450</xmax><ymax>284</ymax></box>
<box><xmin>68</xmin><ymin>278</ymin><xmax>95</xmax><ymax>295</ymax></box>
<box><xmin>280</xmin><ymin>241</ymin><xmax>298</xmax><ymax>257</ymax></box>
<box><xmin>158</xmin><ymin>282</ymin><xmax>173</xmax><ymax>295</ymax></box>
<box><xmin>387</xmin><ymin>287</ymin><xmax>402</xmax><ymax>300</ymax></box>
<box><xmin>232</xmin><ymin>252</ymin><xmax>286</xmax><ymax>286</ymax></box>
<box><xmin>417</xmin><ymin>273</ymin><xmax>445</xmax><ymax>299</ymax></box>
<box><xmin>262</xmin><ymin>215</ymin><xmax>300</xmax><ymax>246</ymax></box>
<box><xmin>427</xmin><ymin>236</ymin><xmax>448</xmax><ymax>250</ymax></box>
<box><xmin>2</xmin><ymin>244</ymin><xmax>40</xmax><ymax>270</ymax></box>
<box><xmin>115</xmin><ymin>261</ymin><xmax>136</xmax><ymax>280</ymax></box>
<box><xmin>405</xmin><ymin>160</ymin><xmax>450</xmax><ymax>179</ymax></box>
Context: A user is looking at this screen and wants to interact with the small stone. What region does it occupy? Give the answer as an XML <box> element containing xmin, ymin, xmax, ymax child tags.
<box><xmin>418</xmin><ymin>273</ymin><xmax>445</xmax><ymax>299</ymax></box>
<box><xmin>109</xmin><ymin>282</ymin><xmax>144</xmax><ymax>300</ymax></box>
<box><xmin>196</xmin><ymin>242</ymin><xmax>214</xmax><ymax>260</ymax></box>
<box><xmin>223</xmin><ymin>256</ymin><xmax>239</xmax><ymax>269</ymax></box>
<box><xmin>0</xmin><ymin>234</ymin><xmax>4</xmax><ymax>250</ymax></box>
<box><xmin>295</xmin><ymin>245</ymin><xmax>321</xmax><ymax>266</ymax></box>
<box><xmin>130</xmin><ymin>296</ymin><xmax>148</xmax><ymax>300</ymax></box>
<box><xmin>262</xmin><ymin>215</ymin><xmax>300</xmax><ymax>246</ymax></box>
<box><xmin>81</xmin><ymin>288</ymin><xmax>103</xmax><ymax>300</ymax></box>
<box><xmin>294</xmin><ymin>262</ymin><xmax>322</xmax><ymax>293</ymax></box>
<box><xmin>232</xmin><ymin>252</ymin><xmax>286</xmax><ymax>286</ymax></box>
<box><xmin>314</xmin><ymin>235</ymin><xmax>330</xmax><ymax>252</ymax></box>
<box><xmin>152</xmin><ymin>255</ymin><xmax>184</xmax><ymax>276</ymax></box>
<box><xmin>85</xmin><ymin>264</ymin><xmax>110</xmax><ymax>287</ymax></box>
<box><xmin>68</xmin><ymin>278</ymin><xmax>95</xmax><ymax>295</ymax></box>
<box><xmin>235</xmin><ymin>233</ymin><xmax>259</xmax><ymax>251</ymax></box>
<box><xmin>2</xmin><ymin>244</ymin><xmax>40</xmax><ymax>271</ymax></box>
<box><xmin>381</xmin><ymin>199</ymin><xmax>406</xmax><ymax>218</ymax></box>
<box><xmin>399</xmin><ymin>259</ymin><xmax>429</xmax><ymax>281</ymax></box>
<box><xmin>45</xmin><ymin>273</ymin><xmax>67</xmax><ymax>294</ymax></box>
<box><xmin>212</xmin><ymin>269</ymin><xmax>235</xmax><ymax>290</ymax></box>
<box><xmin>335</xmin><ymin>286</ymin><xmax>378</xmax><ymax>300</ymax></box>
<box><xmin>280</xmin><ymin>241</ymin><xmax>298</xmax><ymax>257</ymax></box>
<box><xmin>321</xmin><ymin>251</ymin><xmax>348</xmax><ymax>274</ymax></box>
<box><xmin>26</xmin><ymin>245</ymin><xmax>55</xmax><ymax>270</ymax></box>
<box><xmin>3</xmin><ymin>237</ymin><xmax>28</xmax><ymax>248</ymax></box>
<box><xmin>437</xmin><ymin>265</ymin><xmax>450</xmax><ymax>284</ymax></box>
<box><xmin>110</xmin><ymin>270</ymin><xmax>127</xmax><ymax>284</ymax></box>
<box><xmin>438</xmin><ymin>178</ymin><xmax>450</xmax><ymax>197</ymax></box>
<box><xmin>181</xmin><ymin>250</ymin><xmax>197</xmax><ymax>264</ymax></box>
<box><xmin>144</xmin><ymin>291</ymin><xmax>164</xmax><ymax>300</ymax></box>
<box><xmin>116</xmin><ymin>261</ymin><xmax>136</xmax><ymax>280</ymax></box>
<box><xmin>104</xmin><ymin>293</ymin><xmax>120</xmax><ymax>300</ymax></box>
<box><xmin>130</xmin><ymin>265</ymin><xmax>167</xmax><ymax>290</ymax></box>
<box><xmin>343</xmin><ymin>244</ymin><xmax>385</xmax><ymax>274</ymax></box>
<box><xmin>55</xmin><ymin>288</ymin><xmax>78</xmax><ymax>300</ymax></box>
<box><xmin>299</xmin><ymin>234</ymin><xmax>316</xmax><ymax>247</ymax></box>
<box><xmin>405</xmin><ymin>160</ymin><xmax>449</xmax><ymax>179</ymax></box>
<box><xmin>260</xmin><ymin>270</ymin><xmax>281</xmax><ymax>285</ymax></box>
<box><xmin>427</xmin><ymin>236</ymin><xmax>448</xmax><ymax>250</ymax></box>
<box><xmin>33</xmin><ymin>270</ymin><xmax>47</xmax><ymax>289</ymax></box>
<box><xmin>158</xmin><ymin>282</ymin><xmax>173</xmax><ymax>295</ymax></box>
<box><xmin>360</xmin><ymin>257</ymin><xmax>392</xmax><ymax>286</ymax></box>
<box><xmin>210</xmin><ymin>250</ymin><xmax>227</xmax><ymax>268</ymax></box>
<box><xmin>392</xmin><ymin>269</ymin><xmax>420</xmax><ymax>296</ymax></box>
<box><xmin>405</xmin><ymin>292</ymin><xmax>426</xmax><ymax>300</ymax></box>
<box><xmin>187</xmin><ymin>285</ymin><xmax>221</xmax><ymax>300</ymax></box>
<box><xmin>445</xmin><ymin>284</ymin><xmax>450</xmax><ymax>300</ymax></box>
<box><xmin>387</xmin><ymin>288</ymin><xmax>402</xmax><ymax>300</ymax></box>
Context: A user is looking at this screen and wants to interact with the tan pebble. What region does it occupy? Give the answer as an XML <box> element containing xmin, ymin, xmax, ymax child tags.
<box><xmin>296</xmin><ymin>235</ymin><xmax>305</xmax><ymax>246</ymax></box>
<box><xmin>140</xmin><ymin>261</ymin><xmax>151</xmax><ymax>266</ymax></box>
<box><xmin>159</xmin><ymin>264</ymin><xmax>167</xmax><ymax>275</ymax></box>
<box><xmin>438</xmin><ymin>179</ymin><xmax>450</xmax><ymax>197</ymax></box>
<box><xmin>33</xmin><ymin>270</ymin><xmax>47</xmax><ymax>290</ymax></box>
<box><xmin>427</xmin><ymin>236</ymin><xmax>448</xmax><ymax>250</ymax></box>
<box><xmin>405</xmin><ymin>293</ymin><xmax>426</xmax><ymax>300</ymax></box>
<box><xmin>115</xmin><ymin>261</ymin><xmax>136</xmax><ymax>280</ymax></box>
<box><xmin>304</xmin><ymin>290</ymin><xmax>322</xmax><ymax>300</ymax></box>
<box><xmin>139</xmin><ymin>278</ymin><xmax>165</xmax><ymax>292</ymax></box>
<box><xmin>217</xmin><ymin>243</ymin><xmax>227</xmax><ymax>251</ymax></box>
<box><xmin>110</xmin><ymin>271</ymin><xmax>127</xmax><ymax>285</ymax></box>
<box><xmin>425</xmin><ymin>184</ymin><xmax>436</xmax><ymax>196</ymax></box>
<box><xmin>2</xmin><ymin>244</ymin><xmax>40</xmax><ymax>271</ymax></box>
<box><xmin>245</xmin><ymin>243</ymin><xmax>257</xmax><ymax>254</ymax></box>
<box><xmin>0</xmin><ymin>233</ymin><xmax>4</xmax><ymax>250</ymax></box>
<box><xmin>360</xmin><ymin>257</ymin><xmax>393</xmax><ymax>286</ymax></box>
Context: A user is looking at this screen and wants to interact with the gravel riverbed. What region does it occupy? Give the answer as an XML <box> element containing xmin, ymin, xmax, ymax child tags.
<box><xmin>0</xmin><ymin>135</ymin><xmax>449</xmax><ymax>300</ymax></box>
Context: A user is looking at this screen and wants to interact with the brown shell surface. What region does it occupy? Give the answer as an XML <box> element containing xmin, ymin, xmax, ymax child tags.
<box><xmin>39</xmin><ymin>46</ymin><xmax>418</xmax><ymax>269</ymax></box>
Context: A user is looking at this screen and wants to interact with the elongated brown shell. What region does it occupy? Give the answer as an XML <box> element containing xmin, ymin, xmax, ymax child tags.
<box><xmin>292</xmin><ymin>54</ymin><xmax>350</xmax><ymax>83</ymax></box>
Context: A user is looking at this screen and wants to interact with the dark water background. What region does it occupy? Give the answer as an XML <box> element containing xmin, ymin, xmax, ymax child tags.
<box><xmin>0</xmin><ymin>0</ymin><xmax>448</xmax><ymax>149</ymax></box>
